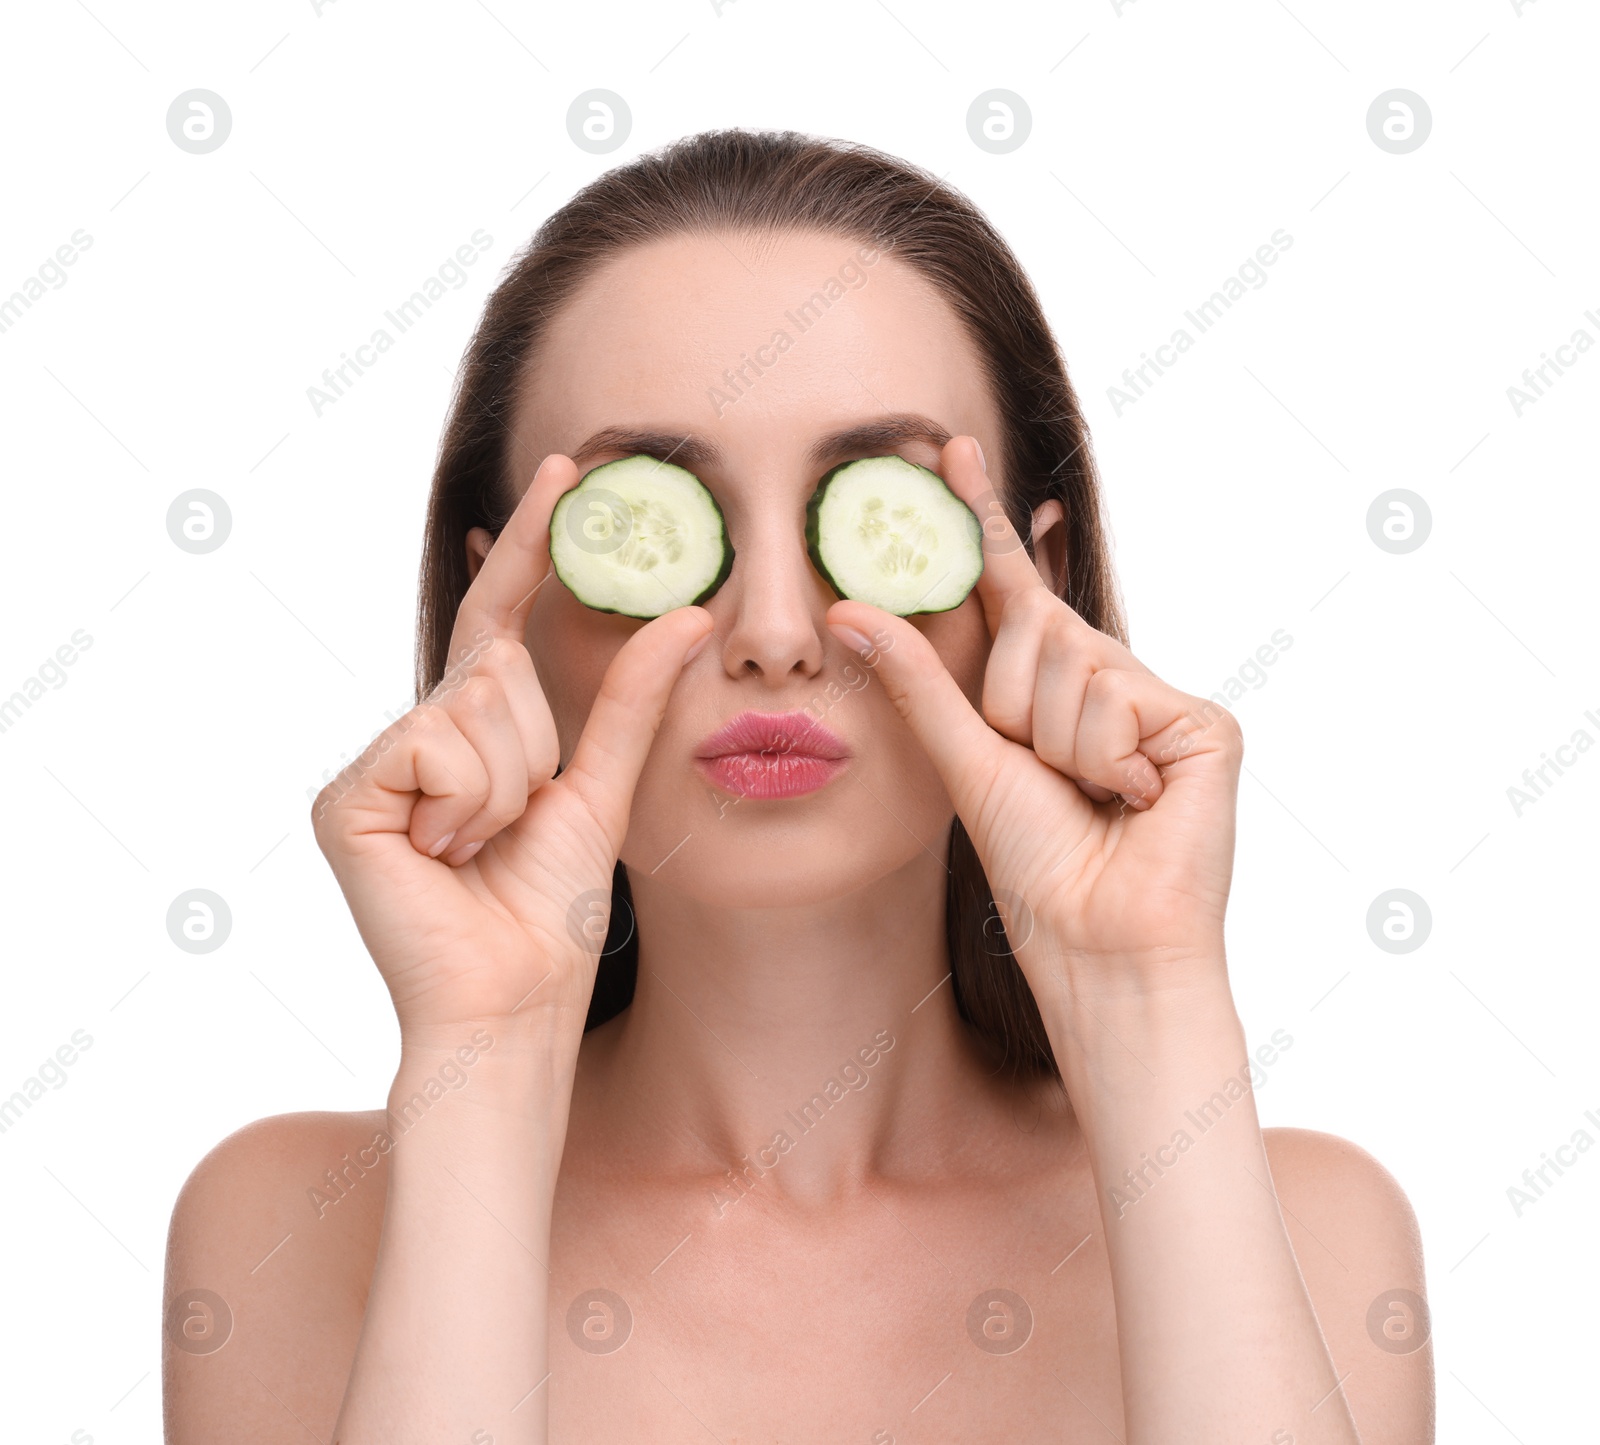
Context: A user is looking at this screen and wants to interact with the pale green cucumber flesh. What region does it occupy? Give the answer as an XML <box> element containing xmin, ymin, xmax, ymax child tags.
<box><xmin>805</xmin><ymin>455</ymin><xmax>983</xmax><ymax>615</ymax></box>
<box><xmin>550</xmin><ymin>455</ymin><xmax>733</xmax><ymax>619</ymax></box>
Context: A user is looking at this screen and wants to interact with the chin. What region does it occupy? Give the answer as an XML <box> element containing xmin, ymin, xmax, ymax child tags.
<box><xmin>621</xmin><ymin>774</ymin><xmax>936</xmax><ymax>910</ymax></box>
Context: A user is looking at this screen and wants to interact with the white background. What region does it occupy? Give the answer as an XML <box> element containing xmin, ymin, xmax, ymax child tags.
<box><xmin>1</xmin><ymin>0</ymin><xmax>1594</xmax><ymax>1439</ymax></box>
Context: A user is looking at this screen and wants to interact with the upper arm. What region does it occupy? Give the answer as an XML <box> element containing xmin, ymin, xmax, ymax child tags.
<box><xmin>163</xmin><ymin>1111</ymin><xmax>384</xmax><ymax>1444</ymax></box>
<box><xmin>1263</xmin><ymin>1126</ymin><xmax>1435</xmax><ymax>1445</ymax></box>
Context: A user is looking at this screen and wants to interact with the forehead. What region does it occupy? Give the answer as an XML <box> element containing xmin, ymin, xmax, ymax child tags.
<box><xmin>514</xmin><ymin>228</ymin><xmax>998</xmax><ymax>479</ymax></box>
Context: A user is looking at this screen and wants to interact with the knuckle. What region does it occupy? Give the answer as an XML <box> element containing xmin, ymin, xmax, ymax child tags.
<box><xmin>1195</xmin><ymin>696</ymin><xmax>1240</xmax><ymax>736</ymax></box>
<box><xmin>1009</xmin><ymin>586</ymin><xmax>1057</xmax><ymax>626</ymax></box>
<box><xmin>1219</xmin><ymin>708</ymin><xmax>1245</xmax><ymax>754</ymax></box>
<box><xmin>981</xmin><ymin>691</ymin><xmax>1029</xmax><ymax>740</ymax></box>
<box><xmin>1086</xmin><ymin>666</ymin><xmax>1132</xmax><ymax>703</ymax></box>
<box><xmin>399</xmin><ymin>702</ymin><xmax>469</xmax><ymax>779</ymax></box>
<box><xmin>442</xmin><ymin>675</ymin><xmax>502</xmax><ymax>725</ymax></box>
<box><xmin>402</xmin><ymin>700</ymin><xmax>451</xmax><ymax>748</ymax></box>
<box><xmin>1184</xmin><ymin>697</ymin><xmax>1244</xmax><ymax>756</ymax></box>
<box><xmin>309</xmin><ymin>784</ymin><xmax>337</xmax><ymax>838</ymax></box>
<box><xmin>463</xmin><ymin>633</ymin><xmax>512</xmax><ymax>677</ymax></box>
<box><xmin>499</xmin><ymin>640</ymin><xmax>548</xmax><ymax>703</ymax></box>
<box><xmin>310</xmin><ymin>748</ymin><xmax>378</xmax><ymax>836</ymax></box>
<box><xmin>491</xmin><ymin>749</ymin><xmax>530</xmax><ymax>797</ymax></box>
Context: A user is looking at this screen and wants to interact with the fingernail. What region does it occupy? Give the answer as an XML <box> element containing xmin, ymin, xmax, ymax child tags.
<box><xmin>445</xmin><ymin>838</ymin><xmax>485</xmax><ymax>866</ymax></box>
<box><xmin>973</xmin><ymin>439</ymin><xmax>986</xmax><ymax>473</ymax></box>
<box><xmin>428</xmin><ymin>829</ymin><xmax>457</xmax><ymax>858</ymax></box>
<box><xmin>685</xmin><ymin>627</ymin><xmax>714</xmax><ymax>662</ymax></box>
<box><xmin>829</xmin><ymin>623</ymin><xmax>875</xmax><ymax>657</ymax></box>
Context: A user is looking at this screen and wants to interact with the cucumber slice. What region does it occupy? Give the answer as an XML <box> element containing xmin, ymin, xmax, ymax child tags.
<box><xmin>550</xmin><ymin>455</ymin><xmax>733</xmax><ymax>619</ymax></box>
<box><xmin>805</xmin><ymin>455</ymin><xmax>983</xmax><ymax>615</ymax></box>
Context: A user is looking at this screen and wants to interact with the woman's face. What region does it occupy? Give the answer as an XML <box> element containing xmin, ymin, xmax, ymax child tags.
<box><xmin>494</xmin><ymin>228</ymin><xmax>1046</xmax><ymax>909</ymax></box>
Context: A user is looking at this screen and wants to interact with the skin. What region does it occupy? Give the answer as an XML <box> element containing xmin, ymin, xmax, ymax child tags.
<box><xmin>163</xmin><ymin>230</ymin><xmax>1434</xmax><ymax>1443</ymax></box>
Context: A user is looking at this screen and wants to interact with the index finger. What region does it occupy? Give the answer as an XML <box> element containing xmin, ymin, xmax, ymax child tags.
<box><xmin>450</xmin><ymin>452</ymin><xmax>578</xmax><ymax>654</ymax></box>
<box><xmin>940</xmin><ymin>435</ymin><xmax>1155</xmax><ymax>678</ymax></box>
<box><xmin>936</xmin><ymin>434</ymin><xmax>1050</xmax><ymax>637</ymax></box>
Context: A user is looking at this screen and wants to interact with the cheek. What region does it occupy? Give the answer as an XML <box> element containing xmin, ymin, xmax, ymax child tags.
<box><xmin>525</xmin><ymin>592</ymin><xmax>629</xmax><ymax>764</ymax></box>
<box><xmin>913</xmin><ymin>597</ymin><xmax>989</xmax><ymax>709</ymax></box>
<box><xmin>876</xmin><ymin>608</ymin><xmax>985</xmax><ymax>830</ymax></box>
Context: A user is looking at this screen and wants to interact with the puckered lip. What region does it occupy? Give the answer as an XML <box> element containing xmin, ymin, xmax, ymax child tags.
<box><xmin>694</xmin><ymin>709</ymin><xmax>849</xmax><ymax>761</ymax></box>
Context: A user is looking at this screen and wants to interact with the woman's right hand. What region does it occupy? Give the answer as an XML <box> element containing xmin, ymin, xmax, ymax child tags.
<box><xmin>311</xmin><ymin>453</ymin><xmax>714</xmax><ymax>1043</ymax></box>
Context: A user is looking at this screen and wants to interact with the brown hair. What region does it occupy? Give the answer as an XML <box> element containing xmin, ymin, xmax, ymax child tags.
<box><xmin>415</xmin><ymin>128</ymin><xmax>1125</xmax><ymax>1080</ymax></box>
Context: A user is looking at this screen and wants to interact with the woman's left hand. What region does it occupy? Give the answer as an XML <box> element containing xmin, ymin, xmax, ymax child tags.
<box><xmin>825</xmin><ymin>436</ymin><xmax>1244</xmax><ymax>1006</ymax></box>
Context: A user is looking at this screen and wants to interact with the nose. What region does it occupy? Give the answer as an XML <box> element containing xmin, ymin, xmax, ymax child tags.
<box><xmin>712</xmin><ymin>509</ymin><xmax>828</xmax><ymax>685</ymax></box>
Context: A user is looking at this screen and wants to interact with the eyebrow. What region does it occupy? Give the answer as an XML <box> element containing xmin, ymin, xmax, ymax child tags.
<box><xmin>567</xmin><ymin>413</ymin><xmax>955</xmax><ymax>474</ymax></box>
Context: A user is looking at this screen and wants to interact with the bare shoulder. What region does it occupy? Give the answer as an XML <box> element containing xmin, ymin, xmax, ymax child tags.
<box><xmin>163</xmin><ymin>1109</ymin><xmax>390</xmax><ymax>1444</ymax></box>
<box><xmin>1262</xmin><ymin>1126</ymin><xmax>1435</xmax><ymax>1445</ymax></box>
<box><xmin>1262</xmin><ymin>1126</ymin><xmax>1424</xmax><ymax>1273</ymax></box>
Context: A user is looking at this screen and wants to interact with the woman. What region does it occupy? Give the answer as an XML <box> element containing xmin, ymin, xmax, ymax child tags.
<box><xmin>164</xmin><ymin>129</ymin><xmax>1433</xmax><ymax>1443</ymax></box>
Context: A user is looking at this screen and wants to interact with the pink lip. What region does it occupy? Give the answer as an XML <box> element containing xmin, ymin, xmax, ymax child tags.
<box><xmin>694</xmin><ymin>709</ymin><xmax>850</xmax><ymax>800</ymax></box>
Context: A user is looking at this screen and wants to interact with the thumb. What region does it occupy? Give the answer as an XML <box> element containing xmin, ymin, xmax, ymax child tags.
<box><xmin>562</xmin><ymin>606</ymin><xmax>717</xmax><ymax>846</ymax></box>
<box><xmin>826</xmin><ymin>601</ymin><xmax>1007</xmax><ymax>823</ymax></box>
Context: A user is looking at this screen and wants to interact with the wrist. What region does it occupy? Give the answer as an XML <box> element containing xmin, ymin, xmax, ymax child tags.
<box><xmin>1034</xmin><ymin>956</ymin><xmax>1247</xmax><ymax>1113</ymax></box>
<box><xmin>390</xmin><ymin>1011</ymin><xmax>584</xmax><ymax>1128</ymax></box>
<box><xmin>1030</xmin><ymin>940</ymin><xmax>1233</xmax><ymax>1035</ymax></box>
<box><xmin>398</xmin><ymin>1001</ymin><xmax>585</xmax><ymax>1063</ymax></box>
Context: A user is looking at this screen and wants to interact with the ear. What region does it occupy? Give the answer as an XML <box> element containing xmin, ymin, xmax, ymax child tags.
<box><xmin>465</xmin><ymin>526</ymin><xmax>494</xmax><ymax>584</ymax></box>
<box><xmin>1029</xmin><ymin>500</ymin><xmax>1066</xmax><ymax>592</ymax></box>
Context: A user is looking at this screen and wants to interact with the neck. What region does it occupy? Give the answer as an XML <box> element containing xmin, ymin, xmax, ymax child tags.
<box><xmin>572</xmin><ymin>844</ymin><xmax>1016</xmax><ymax>1205</ymax></box>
